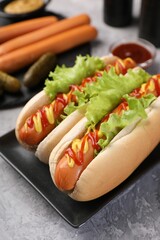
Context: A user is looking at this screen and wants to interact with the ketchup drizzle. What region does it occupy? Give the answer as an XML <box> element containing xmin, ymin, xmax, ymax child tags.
<box><xmin>54</xmin><ymin>93</ymin><xmax>67</xmax><ymax>116</ymax></box>
<box><xmin>66</xmin><ymin>147</ymin><xmax>81</xmax><ymax>165</ymax></box>
<box><xmin>66</xmin><ymin>131</ymin><xmax>101</xmax><ymax>166</ymax></box>
<box><xmin>26</xmin><ymin>116</ymin><xmax>34</xmax><ymax>128</ymax></box>
<box><xmin>78</xmin><ymin>135</ymin><xmax>88</xmax><ymax>165</ymax></box>
<box><xmin>41</xmin><ymin>107</ymin><xmax>50</xmax><ymax>128</ymax></box>
<box><xmin>130</xmin><ymin>87</ymin><xmax>142</xmax><ymax>98</ymax></box>
<box><xmin>87</xmin><ymin>131</ymin><xmax>100</xmax><ymax>151</ymax></box>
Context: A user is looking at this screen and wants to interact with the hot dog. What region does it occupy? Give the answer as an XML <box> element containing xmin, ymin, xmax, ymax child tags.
<box><xmin>15</xmin><ymin>55</ymin><xmax>136</xmax><ymax>164</ymax></box>
<box><xmin>49</xmin><ymin>67</ymin><xmax>160</xmax><ymax>201</ymax></box>
<box><xmin>0</xmin><ymin>16</ymin><xmax>58</xmax><ymax>44</ymax></box>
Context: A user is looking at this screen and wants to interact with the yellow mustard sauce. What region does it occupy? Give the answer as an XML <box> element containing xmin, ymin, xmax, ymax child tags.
<box><xmin>4</xmin><ymin>0</ymin><xmax>44</xmax><ymax>14</ymax></box>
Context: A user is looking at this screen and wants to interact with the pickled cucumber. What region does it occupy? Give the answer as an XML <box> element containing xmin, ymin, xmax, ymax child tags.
<box><xmin>0</xmin><ymin>70</ymin><xmax>21</xmax><ymax>93</ymax></box>
<box><xmin>23</xmin><ymin>53</ymin><xmax>57</xmax><ymax>88</ymax></box>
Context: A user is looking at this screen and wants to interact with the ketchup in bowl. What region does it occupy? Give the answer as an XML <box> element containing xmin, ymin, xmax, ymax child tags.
<box><xmin>110</xmin><ymin>38</ymin><xmax>156</xmax><ymax>68</ymax></box>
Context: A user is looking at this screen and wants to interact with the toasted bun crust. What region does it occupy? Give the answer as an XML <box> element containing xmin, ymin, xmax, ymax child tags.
<box><xmin>49</xmin><ymin>97</ymin><xmax>160</xmax><ymax>201</ymax></box>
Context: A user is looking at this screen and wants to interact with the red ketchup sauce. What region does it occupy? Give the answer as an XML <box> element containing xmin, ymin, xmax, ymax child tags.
<box><xmin>66</xmin><ymin>130</ymin><xmax>100</xmax><ymax>166</ymax></box>
<box><xmin>40</xmin><ymin>107</ymin><xmax>50</xmax><ymax>128</ymax></box>
<box><xmin>54</xmin><ymin>94</ymin><xmax>68</xmax><ymax>117</ymax></box>
<box><xmin>111</xmin><ymin>43</ymin><xmax>152</xmax><ymax>66</ymax></box>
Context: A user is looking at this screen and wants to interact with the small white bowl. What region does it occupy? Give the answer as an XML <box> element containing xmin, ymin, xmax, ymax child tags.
<box><xmin>109</xmin><ymin>38</ymin><xmax>156</xmax><ymax>69</ymax></box>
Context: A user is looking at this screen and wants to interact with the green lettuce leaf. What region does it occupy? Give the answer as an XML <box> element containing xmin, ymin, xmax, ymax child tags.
<box><xmin>64</xmin><ymin>67</ymin><xmax>151</xmax><ymax>118</ymax></box>
<box><xmin>44</xmin><ymin>55</ymin><xmax>105</xmax><ymax>100</ymax></box>
<box><xmin>85</xmin><ymin>67</ymin><xmax>151</xmax><ymax>125</ymax></box>
<box><xmin>98</xmin><ymin>93</ymin><xmax>156</xmax><ymax>149</ymax></box>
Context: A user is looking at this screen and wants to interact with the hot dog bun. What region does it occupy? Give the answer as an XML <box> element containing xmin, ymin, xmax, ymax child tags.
<box><xmin>49</xmin><ymin>97</ymin><xmax>160</xmax><ymax>201</ymax></box>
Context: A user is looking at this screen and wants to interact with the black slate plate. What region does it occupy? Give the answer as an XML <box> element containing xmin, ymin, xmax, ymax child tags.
<box><xmin>0</xmin><ymin>130</ymin><xmax>160</xmax><ymax>227</ymax></box>
<box><xmin>0</xmin><ymin>11</ymin><xmax>91</xmax><ymax>109</ymax></box>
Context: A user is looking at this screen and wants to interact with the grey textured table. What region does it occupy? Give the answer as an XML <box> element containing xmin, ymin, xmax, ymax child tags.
<box><xmin>1</xmin><ymin>0</ymin><xmax>160</xmax><ymax>239</ymax></box>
